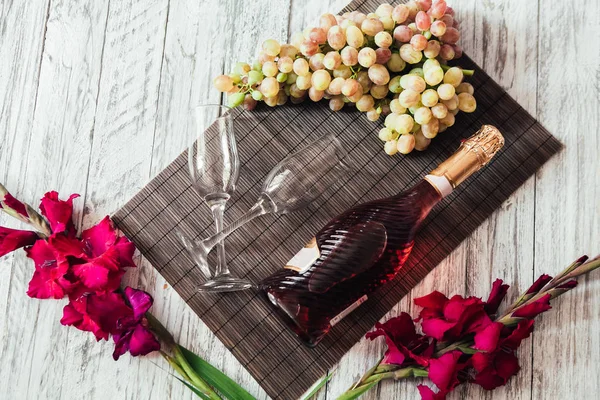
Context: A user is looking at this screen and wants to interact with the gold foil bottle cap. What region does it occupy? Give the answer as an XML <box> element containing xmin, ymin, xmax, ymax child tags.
<box><xmin>430</xmin><ymin>125</ymin><xmax>505</xmax><ymax>188</ymax></box>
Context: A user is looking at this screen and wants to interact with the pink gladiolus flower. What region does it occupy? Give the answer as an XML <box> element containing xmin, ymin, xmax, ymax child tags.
<box><xmin>86</xmin><ymin>287</ymin><xmax>160</xmax><ymax>360</ymax></box>
<box><xmin>366</xmin><ymin>312</ymin><xmax>433</xmax><ymax>367</ymax></box>
<box><xmin>0</xmin><ymin>226</ymin><xmax>38</xmax><ymax>258</ymax></box>
<box><xmin>39</xmin><ymin>191</ymin><xmax>79</xmax><ymax>235</ymax></box>
<box><xmin>511</xmin><ymin>294</ymin><xmax>551</xmax><ymax>319</ymax></box>
<box><xmin>61</xmin><ymin>294</ymin><xmax>110</xmax><ymax>341</ymax></box>
<box><xmin>26</xmin><ymin>239</ymin><xmax>76</xmax><ymax>299</ymax></box>
<box><xmin>427</xmin><ymin>351</ymin><xmax>465</xmax><ymax>393</ymax></box>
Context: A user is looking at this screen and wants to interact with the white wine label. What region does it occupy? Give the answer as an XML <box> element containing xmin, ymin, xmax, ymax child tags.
<box><xmin>424</xmin><ymin>174</ymin><xmax>454</xmax><ymax>198</ymax></box>
<box><xmin>330</xmin><ymin>295</ymin><xmax>368</xmax><ymax>326</ymax></box>
<box><xmin>284</xmin><ymin>237</ymin><xmax>320</xmax><ymax>274</ymax></box>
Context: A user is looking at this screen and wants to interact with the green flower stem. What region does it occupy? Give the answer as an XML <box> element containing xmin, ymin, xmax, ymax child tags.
<box><xmin>147</xmin><ymin>313</ymin><xmax>221</xmax><ymax>400</ymax></box>
<box><xmin>161</xmin><ymin>350</ymin><xmax>192</xmax><ymax>381</ymax></box>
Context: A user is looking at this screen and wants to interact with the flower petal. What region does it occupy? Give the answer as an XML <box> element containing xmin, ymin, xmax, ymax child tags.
<box><xmin>112</xmin><ymin>331</ymin><xmax>132</xmax><ymax>361</ymax></box>
<box><xmin>72</xmin><ymin>262</ymin><xmax>110</xmax><ymax>291</ymax></box>
<box><xmin>428</xmin><ymin>351</ymin><xmax>463</xmax><ymax>391</ymax></box>
<box><xmin>81</xmin><ymin>216</ymin><xmax>117</xmax><ymax>258</ymax></box>
<box><xmin>0</xmin><ymin>226</ymin><xmax>39</xmax><ymax>257</ymax></box>
<box><xmin>511</xmin><ymin>294</ymin><xmax>551</xmax><ymax>319</ymax></box>
<box><xmin>39</xmin><ymin>192</ymin><xmax>79</xmax><ymax>234</ymax></box>
<box><xmin>49</xmin><ymin>234</ymin><xmax>87</xmax><ymax>259</ymax></box>
<box><xmin>473</xmin><ymin>322</ymin><xmax>503</xmax><ymax>352</ymax></box>
<box><xmin>115</xmin><ymin>236</ymin><xmax>136</xmax><ymax>268</ymax></box>
<box><xmin>86</xmin><ymin>292</ymin><xmax>133</xmax><ymax>334</ymax></box>
<box><xmin>124</xmin><ymin>287</ymin><xmax>154</xmax><ymax>320</ymax></box>
<box><xmin>60</xmin><ymin>297</ymin><xmax>109</xmax><ymax>341</ymax></box>
<box><xmin>484</xmin><ymin>279</ymin><xmax>509</xmax><ymax>314</ymax></box>
<box><xmin>525</xmin><ymin>274</ymin><xmax>552</xmax><ymax>294</ymax></box>
<box><xmin>421</xmin><ymin>318</ymin><xmax>456</xmax><ymax>341</ymax></box>
<box><xmin>417</xmin><ymin>385</ymin><xmax>448</xmax><ymax>400</ymax></box>
<box><xmin>414</xmin><ymin>291</ymin><xmax>449</xmax><ymax>311</ymax></box>
<box><xmin>127</xmin><ymin>325</ymin><xmax>160</xmax><ymax>357</ymax></box>
<box><xmin>25</xmin><ymin>240</ymin><xmax>71</xmax><ymax>299</ymax></box>
<box><xmin>495</xmin><ymin>352</ymin><xmax>520</xmax><ymax>380</ymax></box>
<box><xmin>2</xmin><ymin>192</ymin><xmax>29</xmax><ymax>218</ymax></box>
<box><xmin>502</xmin><ymin>319</ymin><xmax>534</xmax><ymax>350</ymax></box>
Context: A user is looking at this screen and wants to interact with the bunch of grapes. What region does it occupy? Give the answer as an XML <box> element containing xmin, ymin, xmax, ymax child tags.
<box><xmin>213</xmin><ymin>0</ymin><xmax>477</xmax><ymax>155</ymax></box>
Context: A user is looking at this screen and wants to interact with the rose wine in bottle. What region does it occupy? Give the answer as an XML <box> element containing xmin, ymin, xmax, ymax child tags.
<box><xmin>260</xmin><ymin>125</ymin><xmax>505</xmax><ymax>347</ymax></box>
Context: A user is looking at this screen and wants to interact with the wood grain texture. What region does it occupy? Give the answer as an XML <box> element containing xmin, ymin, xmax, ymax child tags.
<box><xmin>0</xmin><ymin>1</ymin><xmax>598</xmax><ymax>400</ymax></box>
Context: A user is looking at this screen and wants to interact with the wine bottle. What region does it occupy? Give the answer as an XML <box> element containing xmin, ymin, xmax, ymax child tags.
<box><xmin>259</xmin><ymin>125</ymin><xmax>505</xmax><ymax>347</ymax></box>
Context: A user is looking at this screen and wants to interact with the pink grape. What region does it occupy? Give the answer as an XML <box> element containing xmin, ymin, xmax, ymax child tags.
<box><xmin>393</xmin><ymin>25</ymin><xmax>414</xmax><ymax>43</ymax></box>
<box><xmin>293</xmin><ymin>58</ymin><xmax>310</xmax><ymax>76</ymax></box>
<box><xmin>370</xmin><ymin>84</ymin><xmax>389</xmax><ymax>99</ymax></box>
<box><xmin>452</xmin><ymin>44</ymin><xmax>463</xmax><ymax>58</ymax></box>
<box><xmin>410</xmin><ymin>34</ymin><xmax>428</xmax><ymax>51</ymax></box>
<box><xmin>327</xmin><ymin>26</ymin><xmax>347</xmax><ymax>50</ymax></box>
<box><xmin>213</xmin><ymin>75</ymin><xmax>234</xmax><ymax>92</ymax></box>
<box><xmin>397</xmin><ymin>134</ymin><xmax>416</xmax><ymax>154</ymax></box>
<box><xmin>416</xmin><ymin>0</ymin><xmax>432</xmax><ymax>11</ymax></box>
<box><xmin>347</xmin><ymin>85</ymin><xmax>364</xmax><ymax>102</ymax></box>
<box><xmin>439</xmin><ymin>14</ymin><xmax>454</xmax><ymax>26</ymax></box>
<box><xmin>328</xmin><ymin>77</ymin><xmax>345</xmax><ymax>95</ymax></box>
<box><xmin>440</xmin><ymin>27</ymin><xmax>460</xmax><ymax>44</ymax></box>
<box><xmin>262</xmin><ymin>39</ymin><xmax>281</xmax><ymax>56</ymax></box>
<box><xmin>352</xmin><ymin>12</ymin><xmax>367</xmax><ymax>25</ymax></box>
<box><xmin>329</xmin><ymin>95</ymin><xmax>345</xmax><ymax>111</ymax></box>
<box><xmin>392</xmin><ymin>4</ymin><xmax>410</xmax><ymax>23</ymax></box>
<box><xmin>341</xmin><ymin>46</ymin><xmax>359</xmax><ymax>66</ymax></box>
<box><xmin>309</xmin><ymin>53</ymin><xmax>325</xmax><ymax>70</ymax></box>
<box><xmin>300</xmin><ymin>40</ymin><xmax>319</xmax><ymax>57</ymax></box>
<box><xmin>416</xmin><ymin>11</ymin><xmax>431</xmax><ymax>31</ymax></box>
<box><xmin>319</xmin><ymin>13</ymin><xmax>338</xmax><ymax>31</ymax></box>
<box><xmin>430</xmin><ymin>20</ymin><xmax>447</xmax><ymax>37</ymax></box>
<box><xmin>311</xmin><ymin>69</ymin><xmax>331</xmax><ymax>90</ymax></box>
<box><xmin>358</xmin><ymin>47</ymin><xmax>377</xmax><ymax>67</ymax></box>
<box><xmin>341</xmin><ymin>78</ymin><xmax>360</xmax><ymax>96</ymax></box>
<box><xmin>260</xmin><ymin>77</ymin><xmax>279</xmax><ymax>98</ymax></box>
<box><xmin>361</xmin><ymin>18</ymin><xmax>384</xmax><ymax>36</ymax></box>
<box><xmin>323</xmin><ymin>51</ymin><xmax>342</xmax><ymax>70</ymax></box>
<box><xmin>309</xmin><ymin>27</ymin><xmax>327</xmax><ymax>44</ymax></box>
<box><xmin>356</xmin><ymin>94</ymin><xmax>375</xmax><ymax>112</ymax></box>
<box><xmin>439</xmin><ymin>44</ymin><xmax>455</xmax><ymax>60</ymax></box>
<box><xmin>424</xmin><ymin>40</ymin><xmax>441</xmax><ymax>58</ymax></box>
<box><xmin>278</xmin><ymin>56</ymin><xmax>294</xmax><ymax>73</ymax></box>
<box><xmin>356</xmin><ymin>71</ymin><xmax>372</xmax><ymax>92</ymax></box>
<box><xmin>375</xmin><ymin>31</ymin><xmax>393</xmax><ymax>48</ymax></box>
<box><xmin>446</xmin><ymin>6</ymin><xmax>455</xmax><ymax>15</ymax></box>
<box><xmin>308</xmin><ymin>86</ymin><xmax>325</xmax><ymax>102</ymax></box>
<box><xmin>346</xmin><ymin>25</ymin><xmax>365</xmax><ymax>48</ymax></box>
<box><xmin>375</xmin><ymin>48</ymin><xmax>392</xmax><ymax>64</ymax></box>
<box><xmin>428</xmin><ymin>0</ymin><xmax>447</xmax><ymax>19</ymax></box>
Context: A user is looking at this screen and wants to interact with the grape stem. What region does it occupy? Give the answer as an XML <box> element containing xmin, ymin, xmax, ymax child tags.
<box><xmin>440</xmin><ymin>64</ymin><xmax>475</xmax><ymax>76</ymax></box>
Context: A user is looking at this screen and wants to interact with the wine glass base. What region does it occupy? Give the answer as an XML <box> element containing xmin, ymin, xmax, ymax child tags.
<box><xmin>196</xmin><ymin>276</ymin><xmax>255</xmax><ymax>293</ymax></box>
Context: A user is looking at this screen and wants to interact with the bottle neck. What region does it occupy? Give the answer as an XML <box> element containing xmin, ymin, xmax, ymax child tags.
<box><xmin>424</xmin><ymin>174</ymin><xmax>453</xmax><ymax>199</ymax></box>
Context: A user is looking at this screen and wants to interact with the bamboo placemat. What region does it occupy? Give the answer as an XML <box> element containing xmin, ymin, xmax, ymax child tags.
<box><xmin>112</xmin><ymin>1</ymin><xmax>562</xmax><ymax>398</ymax></box>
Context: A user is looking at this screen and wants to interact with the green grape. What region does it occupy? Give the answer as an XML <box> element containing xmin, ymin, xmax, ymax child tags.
<box><xmin>248</xmin><ymin>70</ymin><xmax>264</xmax><ymax>85</ymax></box>
<box><xmin>286</xmin><ymin>72</ymin><xmax>297</xmax><ymax>85</ymax></box>
<box><xmin>414</xmin><ymin>129</ymin><xmax>431</xmax><ymax>151</ymax></box>
<box><xmin>296</xmin><ymin>72</ymin><xmax>312</xmax><ymax>90</ymax></box>
<box><xmin>378</xmin><ymin>128</ymin><xmax>396</xmax><ymax>142</ymax></box>
<box><xmin>437</xmin><ymin>83</ymin><xmax>456</xmax><ymax>101</ymax></box>
<box><xmin>367</xmin><ymin>108</ymin><xmax>381</xmax><ymax>121</ymax></box>
<box><xmin>289</xmin><ymin>84</ymin><xmax>305</xmax><ymax>98</ymax></box>
<box><xmin>397</xmin><ymin>134</ymin><xmax>415</xmax><ymax>154</ymax></box>
<box><xmin>439</xmin><ymin>112</ymin><xmax>455</xmax><ymax>127</ymax></box>
<box><xmin>390</xmin><ymin>99</ymin><xmax>406</xmax><ymax>114</ymax></box>
<box><xmin>411</xmin><ymin>121</ymin><xmax>421</xmax><ymax>133</ymax></box>
<box><xmin>442</xmin><ymin>94</ymin><xmax>459</xmax><ymax>111</ymax></box>
<box><xmin>421</xmin><ymin>117</ymin><xmax>439</xmax><ymax>139</ymax></box>
<box><xmin>228</xmin><ymin>92</ymin><xmax>245</xmax><ymax>108</ymax></box>
<box><xmin>356</xmin><ymin>70</ymin><xmax>372</xmax><ymax>92</ymax></box>
<box><xmin>443</xmin><ymin>67</ymin><xmax>464</xmax><ymax>87</ymax></box>
<box><xmin>421</xmin><ymin>89</ymin><xmax>439</xmax><ymax>107</ymax></box>
<box><xmin>384</xmin><ymin>139</ymin><xmax>399</xmax><ymax>155</ymax></box>
<box><xmin>456</xmin><ymin>82</ymin><xmax>474</xmax><ymax>95</ymax></box>
<box><xmin>333</xmin><ymin>65</ymin><xmax>352</xmax><ymax>79</ymax></box>
<box><xmin>213</xmin><ymin>75</ymin><xmax>234</xmax><ymax>92</ymax></box>
<box><xmin>413</xmin><ymin>107</ymin><xmax>432</xmax><ymax>125</ymax></box>
<box><xmin>262</xmin><ymin>61</ymin><xmax>278</xmax><ymax>77</ymax></box>
<box><xmin>399</xmin><ymin>89</ymin><xmax>420</xmax><ymax>108</ymax></box>
<box><xmin>388</xmin><ymin>76</ymin><xmax>402</xmax><ymax>93</ymax></box>
<box><xmin>356</xmin><ymin>94</ymin><xmax>375</xmax><ymax>111</ymax></box>
<box><xmin>279</xmin><ymin>44</ymin><xmax>298</xmax><ymax>59</ymax></box>
<box><xmin>323</xmin><ymin>51</ymin><xmax>342</xmax><ymax>70</ymax></box>
<box><xmin>347</xmin><ymin>85</ymin><xmax>364</xmax><ymax>102</ymax></box>
<box><xmin>361</xmin><ymin>18</ymin><xmax>384</xmax><ymax>36</ymax></box>
<box><xmin>308</xmin><ymin>87</ymin><xmax>325</xmax><ymax>102</ymax></box>
<box><xmin>400</xmin><ymin>74</ymin><xmax>426</xmax><ymax>93</ymax></box>
<box><xmin>399</xmin><ymin>44</ymin><xmax>423</xmax><ymax>64</ymax></box>
<box><xmin>277</xmin><ymin>90</ymin><xmax>288</xmax><ymax>105</ymax></box>
<box><xmin>387</xmin><ymin>53</ymin><xmax>406</xmax><ymax>73</ymax></box>
<box><xmin>327</xmin><ymin>26</ymin><xmax>347</xmax><ymax>50</ymax></box>
<box><xmin>370</xmin><ymin>84</ymin><xmax>389</xmax><ymax>99</ymax></box>
<box><xmin>229</xmin><ymin>73</ymin><xmax>242</xmax><ymax>84</ymax></box>
<box><xmin>392</xmin><ymin>4</ymin><xmax>409</xmax><ymax>24</ymax></box>
<box><xmin>252</xmin><ymin>60</ymin><xmax>262</xmax><ymax>71</ymax></box>
<box><xmin>431</xmin><ymin>103</ymin><xmax>448</xmax><ymax>119</ymax></box>
<box><xmin>309</xmin><ymin>53</ymin><xmax>325</xmax><ymax>71</ymax></box>
<box><xmin>376</xmin><ymin>3</ymin><xmax>394</xmax><ymax>18</ymax></box>
<box><xmin>395</xmin><ymin>113</ymin><xmax>415</xmax><ymax>134</ymax></box>
<box><xmin>423</xmin><ymin>31</ymin><xmax>432</xmax><ymax>40</ymax></box>
<box><xmin>293</xmin><ymin>58</ymin><xmax>310</xmax><ymax>76</ymax></box>
<box><xmin>423</xmin><ymin>58</ymin><xmax>441</xmax><ymax>71</ymax></box>
<box><xmin>312</xmin><ymin>70</ymin><xmax>332</xmax><ymax>91</ymax></box>
<box><xmin>438</xmin><ymin>123</ymin><xmax>448</xmax><ymax>133</ymax></box>
<box><xmin>234</xmin><ymin>62</ymin><xmax>251</xmax><ymax>75</ymax></box>
<box><xmin>368</xmin><ymin>64</ymin><xmax>390</xmax><ymax>85</ymax></box>
<box><xmin>384</xmin><ymin>113</ymin><xmax>398</xmax><ymax>129</ymax></box>
<box><xmin>262</xmin><ymin>39</ymin><xmax>281</xmax><ymax>57</ymax></box>
<box><xmin>276</xmin><ymin>72</ymin><xmax>288</xmax><ymax>83</ymax></box>
<box><xmin>424</xmin><ymin>67</ymin><xmax>444</xmax><ymax>86</ymax></box>
<box><xmin>278</xmin><ymin>56</ymin><xmax>294</xmax><ymax>73</ymax></box>
<box><xmin>260</xmin><ymin>77</ymin><xmax>280</xmax><ymax>98</ymax></box>
<box><xmin>408</xmin><ymin>67</ymin><xmax>424</xmax><ymax>78</ymax></box>
<box><xmin>375</xmin><ymin>31</ymin><xmax>393</xmax><ymax>48</ymax></box>
<box><xmin>346</xmin><ymin>25</ymin><xmax>365</xmax><ymax>48</ymax></box>
<box><xmin>329</xmin><ymin>95</ymin><xmax>345</xmax><ymax>111</ymax></box>
<box><xmin>458</xmin><ymin>92</ymin><xmax>477</xmax><ymax>112</ymax></box>
<box><xmin>251</xmin><ymin>90</ymin><xmax>263</xmax><ymax>101</ymax></box>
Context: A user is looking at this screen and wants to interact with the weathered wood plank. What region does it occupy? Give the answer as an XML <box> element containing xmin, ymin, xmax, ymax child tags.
<box><xmin>532</xmin><ymin>0</ymin><xmax>600</xmax><ymax>398</ymax></box>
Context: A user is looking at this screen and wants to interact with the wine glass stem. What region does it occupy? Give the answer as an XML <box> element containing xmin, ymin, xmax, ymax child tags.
<box><xmin>210</xmin><ymin>201</ymin><xmax>229</xmax><ymax>277</ymax></box>
<box><xmin>201</xmin><ymin>196</ymin><xmax>274</xmax><ymax>253</ymax></box>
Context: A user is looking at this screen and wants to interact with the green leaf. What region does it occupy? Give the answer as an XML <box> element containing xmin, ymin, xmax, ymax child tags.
<box><xmin>180</xmin><ymin>345</ymin><xmax>256</xmax><ymax>400</ymax></box>
<box><xmin>458</xmin><ymin>346</ymin><xmax>478</xmax><ymax>355</ymax></box>
<box><xmin>176</xmin><ymin>377</ymin><xmax>211</xmax><ymax>400</ymax></box>
<box><xmin>301</xmin><ymin>372</ymin><xmax>333</xmax><ymax>400</ymax></box>
<box><xmin>336</xmin><ymin>380</ymin><xmax>379</xmax><ymax>400</ymax></box>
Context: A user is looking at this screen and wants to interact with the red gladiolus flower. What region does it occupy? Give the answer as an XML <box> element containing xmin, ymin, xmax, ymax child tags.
<box><xmin>366</xmin><ymin>312</ymin><xmax>433</xmax><ymax>366</ymax></box>
<box><xmin>39</xmin><ymin>191</ymin><xmax>79</xmax><ymax>235</ymax></box>
<box><xmin>511</xmin><ymin>294</ymin><xmax>551</xmax><ymax>319</ymax></box>
<box><xmin>417</xmin><ymin>384</ymin><xmax>448</xmax><ymax>400</ymax></box>
<box><xmin>26</xmin><ymin>239</ymin><xmax>76</xmax><ymax>299</ymax></box>
<box><xmin>86</xmin><ymin>287</ymin><xmax>160</xmax><ymax>360</ymax></box>
<box><xmin>0</xmin><ymin>226</ymin><xmax>39</xmax><ymax>258</ymax></box>
<box><xmin>525</xmin><ymin>274</ymin><xmax>552</xmax><ymax>294</ymax></box>
<box><xmin>2</xmin><ymin>192</ymin><xmax>29</xmax><ymax>218</ymax></box>
<box><xmin>428</xmin><ymin>351</ymin><xmax>465</xmax><ymax>393</ymax></box>
<box><xmin>484</xmin><ymin>279</ymin><xmax>509</xmax><ymax>314</ymax></box>
<box><xmin>470</xmin><ymin>320</ymin><xmax>534</xmax><ymax>390</ymax></box>
<box><xmin>61</xmin><ymin>295</ymin><xmax>110</xmax><ymax>341</ymax></box>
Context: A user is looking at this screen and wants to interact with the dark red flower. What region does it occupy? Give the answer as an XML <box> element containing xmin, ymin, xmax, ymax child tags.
<box><xmin>557</xmin><ymin>280</ymin><xmax>578</xmax><ymax>289</ymax></box>
<box><xmin>525</xmin><ymin>274</ymin><xmax>552</xmax><ymax>294</ymax></box>
<box><xmin>86</xmin><ymin>287</ymin><xmax>160</xmax><ymax>360</ymax></box>
<box><xmin>0</xmin><ymin>226</ymin><xmax>39</xmax><ymax>258</ymax></box>
<box><xmin>511</xmin><ymin>294</ymin><xmax>551</xmax><ymax>319</ymax></box>
<box><xmin>417</xmin><ymin>384</ymin><xmax>448</xmax><ymax>400</ymax></box>
<box><xmin>366</xmin><ymin>312</ymin><xmax>432</xmax><ymax>366</ymax></box>
<box><xmin>2</xmin><ymin>192</ymin><xmax>29</xmax><ymax>218</ymax></box>
<box><xmin>60</xmin><ymin>294</ymin><xmax>110</xmax><ymax>341</ymax></box>
<box><xmin>470</xmin><ymin>320</ymin><xmax>534</xmax><ymax>390</ymax></box>
<box><xmin>26</xmin><ymin>239</ymin><xmax>75</xmax><ymax>299</ymax></box>
<box><xmin>484</xmin><ymin>279</ymin><xmax>509</xmax><ymax>314</ymax></box>
<box><xmin>39</xmin><ymin>191</ymin><xmax>79</xmax><ymax>235</ymax></box>
<box><xmin>417</xmin><ymin>294</ymin><xmax>491</xmax><ymax>341</ymax></box>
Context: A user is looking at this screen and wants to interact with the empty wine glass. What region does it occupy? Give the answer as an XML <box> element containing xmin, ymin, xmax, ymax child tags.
<box><xmin>180</xmin><ymin>104</ymin><xmax>253</xmax><ymax>292</ymax></box>
<box><xmin>177</xmin><ymin>133</ymin><xmax>350</xmax><ymax>291</ymax></box>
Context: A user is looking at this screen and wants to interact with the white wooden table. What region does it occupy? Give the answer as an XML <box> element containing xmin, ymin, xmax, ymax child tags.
<box><xmin>1</xmin><ymin>0</ymin><xmax>598</xmax><ymax>399</ymax></box>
